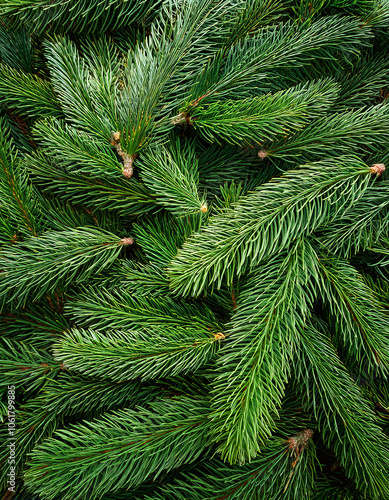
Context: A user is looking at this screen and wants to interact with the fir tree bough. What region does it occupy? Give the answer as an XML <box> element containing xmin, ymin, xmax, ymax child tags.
<box><xmin>1</xmin><ymin>1</ymin><xmax>389</xmax><ymax>499</ymax></box>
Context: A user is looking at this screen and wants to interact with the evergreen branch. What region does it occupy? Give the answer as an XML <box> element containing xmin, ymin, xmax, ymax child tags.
<box><xmin>312</xmin><ymin>477</ymin><xmax>356</xmax><ymax>500</ymax></box>
<box><xmin>53</xmin><ymin>327</ymin><xmax>223</xmax><ymax>381</ymax></box>
<box><xmin>187</xmin><ymin>79</ymin><xmax>339</xmax><ymax>146</ymax></box>
<box><xmin>25</xmin><ymin>151</ymin><xmax>157</xmax><ymax>216</ymax></box>
<box><xmin>159</xmin><ymin>432</ymin><xmax>316</xmax><ymax>500</ymax></box>
<box><xmin>0</xmin><ymin>298</ymin><xmax>69</xmax><ymax>348</ymax></box>
<box><xmin>184</xmin><ymin>15</ymin><xmax>371</xmax><ymax>105</ymax></box>
<box><xmin>0</xmin><ymin>373</ymin><xmax>154</xmax><ymax>491</ymax></box>
<box><xmin>335</xmin><ymin>49</ymin><xmax>389</xmax><ymax>110</ymax></box>
<box><xmin>138</xmin><ymin>138</ymin><xmax>207</xmax><ymax>215</ymax></box>
<box><xmin>0</xmin><ymin>338</ymin><xmax>61</xmax><ymax>392</ymax></box>
<box><xmin>0</xmin><ymin>24</ymin><xmax>34</xmax><ymax>73</ymax></box>
<box><xmin>86</xmin><ymin>260</ymin><xmax>171</xmax><ymax>297</ymax></box>
<box><xmin>168</xmin><ymin>157</ymin><xmax>373</xmax><ymax>297</ymax></box>
<box><xmin>33</xmin><ymin>119</ymin><xmax>124</xmax><ymax>177</ymax></box>
<box><xmin>222</xmin><ymin>0</ymin><xmax>283</xmax><ymax>50</ymax></box>
<box><xmin>43</xmin><ymin>2</ymin><xmax>230</xmax><ymax>165</ymax></box>
<box><xmin>0</xmin><ymin>63</ymin><xmax>63</xmax><ymax>119</ymax></box>
<box><xmin>295</xmin><ymin>322</ymin><xmax>389</xmax><ymax>499</ymax></box>
<box><xmin>0</xmin><ymin>0</ymin><xmax>159</xmax><ymax>34</ymax></box>
<box><xmin>196</xmin><ymin>143</ymin><xmax>258</xmax><ymax>195</ymax></box>
<box><xmin>133</xmin><ymin>213</ymin><xmax>203</xmax><ymax>268</ymax></box>
<box><xmin>24</xmin><ymin>397</ymin><xmax>211</xmax><ymax>500</ymax></box>
<box><xmin>265</xmin><ymin>102</ymin><xmax>389</xmax><ymax>162</ymax></box>
<box><xmin>0</xmin><ymin>227</ymin><xmax>133</xmax><ymax>306</ymax></box>
<box><xmin>320</xmin><ymin>181</ymin><xmax>389</xmax><ymax>257</ymax></box>
<box><xmin>67</xmin><ymin>286</ymin><xmax>222</xmax><ymax>332</ymax></box>
<box><xmin>44</xmin><ymin>36</ymin><xmax>117</xmax><ymax>142</ymax></box>
<box><xmin>209</xmin><ymin>241</ymin><xmax>316</xmax><ymax>463</ymax></box>
<box><xmin>315</xmin><ymin>255</ymin><xmax>389</xmax><ymax>374</ymax></box>
<box><xmin>0</xmin><ymin>117</ymin><xmax>37</xmax><ymax>237</ymax></box>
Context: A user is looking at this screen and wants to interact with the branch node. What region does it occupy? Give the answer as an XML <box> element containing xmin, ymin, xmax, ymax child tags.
<box><xmin>120</xmin><ymin>237</ymin><xmax>134</xmax><ymax>246</ymax></box>
<box><xmin>370</xmin><ymin>163</ymin><xmax>385</xmax><ymax>176</ymax></box>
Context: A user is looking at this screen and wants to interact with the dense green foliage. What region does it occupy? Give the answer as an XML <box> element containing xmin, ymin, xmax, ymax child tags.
<box><xmin>1</xmin><ymin>0</ymin><xmax>389</xmax><ymax>498</ymax></box>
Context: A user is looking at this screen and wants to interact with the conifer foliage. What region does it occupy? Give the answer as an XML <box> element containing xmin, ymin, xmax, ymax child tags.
<box><xmin>1</xmin><ymin>1</ymin><xmax>389</xmax><ymax>498</ymax></box>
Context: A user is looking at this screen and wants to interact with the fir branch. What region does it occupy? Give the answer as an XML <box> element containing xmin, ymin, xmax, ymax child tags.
<box><xmin>168</xmin><ymin>157</ymin><xmax>373</xmax><ymax>297</ymax></box>
<box><xmin>0</xmin><ymin>227</ymin><xmax>133</xmax><ymax>306</ymax></box>
<box><xmin>0</xmin><ymin>298</ymin><xmax>69</xmax><ymax>348</ymax></box>
<box><xmin>158</xmin><ymin>432</ymin><xmax>317</xmax><ymax>500</ymax></box>
<box><xmin>295</xmin><ymin>322</ymin><xmax>389</xmax><ymax>499</ymax></box>
<box><xmin>187</xmin><ymin>79</ymin><xmax>339</xmax><ymax>146</ymax></box>
<box><xmin>0</xmin><ymin>117</ymin><xmax>37</xmax><ymax>237</ymax></box>
<box><xmin>33</xmin><ymin>119</ymin><xmax>125</xmax><ymax>177</ymax></box>
<box><xmin>184</xmin><ymin>15</ymin><xmax>371</xmax><ymax>105</ymax></box>
<box><xmin>264</xmin><ymin>102</ymin><xmax>389</xmax><ymax>162</ymax></box>
<box><xmin>138</xmin><ymin>138</ymin><xmax>207</xmax><ymax>216</ymax></box>
<box><xmin>53</xmin><ymin>327</ymin><xmax>223</xmax><ymax>381</ymax></box>
<box><xmin>25</xmin><ymin>151</ymin><xmax>157</xmax><ymax>216</ymax></box>
<box><xmin>0</xmin><ymin>338</ymin><xmax>61</xmax><ymax>392</ymax></box>
<box><xmin>209</xmin><ymin>241</ymin><xmax>317</xmax><ymax>463</ymax></box>
<box><xmin>0</xmin><ymin>0</ymin><xmax>160</xmax><ymax>34</ymax></box>
<box><xmin>320</xmin><ymin>181</ymin><xmax>389</xmax><ymax>257</ymax></box>
<box><xmin>0</xmin><ymin>373</ymin><xmax>154</xmax><ymax>492</ymax></box>
<box><xmin>315</xmin><ymin>255</ymin><xmax>389</xmax><ymax>374</ymax></box>
<box><xmin>0</xmin><ymin>62</ymin><xmax>63</xmax><ymax>119</ymax></box>
<box><xmin>0</xmin><ymin>23</ymin><xmax>34</xmax><ymax>73</ymax></box>
<box><xmin>133</xmin><ymin>213</ymin><xmax>203</xmax><ymax>268</ymax></box>
<box><xmin>24</xmin><ymin>397</ymin><xmax>212</xmax><ymax>500</ymax></box>
<box><xmin>67</xmin><ymin>286</ymin><xmax>222</xmax><ymax>333</ymax></box>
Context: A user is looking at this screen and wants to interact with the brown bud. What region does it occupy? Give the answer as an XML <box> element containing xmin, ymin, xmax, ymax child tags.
<box><xmin>120</xmin><ymin>237</ymin><xmax>134</xmax><ymax>246</ymax></box>
<box><xmin>258</xmin><ymin>150</ymin><xmax>267</xmax><ymax>159</ymax></box>
<box><xmin>288</xmin><ymin>428</ymin><xmax>314</xmax><ymax>451</ymax></box>
<box><xmin>213</xmin><ymin>332</ymin><xmax>225</xmax><ymax>340</ymax></box>
<box><xmin>370</xmin><ymin>163</ymin><xmax>385</xmax><ymax>176</ymax></box>
<box><xmin>171</xmin><ymin>112</ymin><xmax>187</xmax><ymax>125</ymax></box>
<box><xmin>200</xmin><ymin>204</ymin><xmax>208</xmax><ymax>213</ymax></box>
<box><xmin>112</xmin><ymin>131</ymin><xmax>121</xmax><ymax>142</ymax></box>
<box><xmin>122</xmin><ymin>154</ymin><xmax>134</xmax><ymax>178</ymax></box>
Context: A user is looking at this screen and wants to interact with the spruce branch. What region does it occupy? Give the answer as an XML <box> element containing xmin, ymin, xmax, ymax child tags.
<box><xmin>133</xmin><ymin>213</ymin><xmax>203</xmax><ymax>268</ymax></box>
<box><xmin>24</xmin><ymin>397</ymin><xmax>212</xmax><ymax>500</ymax></box>
<box><xmin>138</xmin><ymin>138</ymin><xmax>207</xmax><ymax>216</ymax></box>
<box><xmin>0</xmin><ymin>117</ymin><xmax>37</xmax><ymax>237</ymax></box>
<box><xmin>53</xmin><ymin>327</ymin><xmax>223</xmax><ymax>381</ymax></box>
<box><xmin>0</xmin><ymin>373</ymin><xmax>154</xmax><ymax>492</ymax></box>
<box><xmin>0</xmin><ymin>0</ymin><xmax>160</xmax><ymax>34</ymax></box>
<box><xmin>315</xmin><ymin>255</ymin><xmax>389</xmax><ymax>375</ymax></box>
<box><xmin>183</xmin><ymin>15</ymin><xmax>371</xmax><ymax>106</ymax></box>
<box><xmin>0</xmin><ymin>338</ymin><xmax>61</xmax><ymax>392</ymax></box>
<box><xmin>33</xmin><ymin>119</ymin><xmax>127</xmax><ymax>178</ymax></box>
<box><xmin>295</xmin><ymin>322</ymin><xmax>389</xmax><ymax>498</ymax></box>
<box><xmin>0</xmin><ymin>63</ymin><xmax>63</xmax><ymax>119</ymax></box>
<box><xmin>0</xmin><ymin>227</ymin><xmax>133</xmax><ymax>306</ymax></box>
<box><xmin>264</xmin><ymin>102</ymin><xmax>389</xmax><ymax>162</ymax></box>
<box><xmin>185</xmin><ymin>79</ymin><xmax>339</xmax><ymax>146</ymax></box>
<box><xmin>25</xmin><ymin>151</ymin><xmax>157</xmax><ymax>216</ymax></box>
<box><xmin>168</xmin><ymin>157</ymin><xmax>373</xmax><ymax>297</ymax></box>
<box><xmin>320</xmin><ymin>180</ymin><xmax>389</xmax><ymax>257</ymax></box>
<box><xmin>209</xmin><ymin>241</ymin><xmax>317</xmax><ymax>463</ymax></box>
<box><xmin>66</xmin><ymin>286</ymin><xmax>222</xmax><ymax>333</ymax></box>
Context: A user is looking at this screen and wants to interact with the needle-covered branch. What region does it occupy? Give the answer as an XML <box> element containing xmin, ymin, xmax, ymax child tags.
<box><xmin>0</xmin><ymin>227</ymin><xmax>133</xmax><ymax>306</ymax></box>
<box><xmin>24</xmin><ymin>397</ymin><xmax>212</xmax><ymax>500</ymax></box>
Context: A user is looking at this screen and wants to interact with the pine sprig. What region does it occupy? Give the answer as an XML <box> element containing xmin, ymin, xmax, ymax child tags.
<box><xmin>53</xmin><ymin>327</ymin><xmax>223</xmax><ymax>381</ymax></box>
<box><xmin>168</xmin><ymin>157</ymin><xmax>373</xmax><ymax>297</ymax></box>
<box><xmin>208</xmin><ymin>240</ymin><xmax>317</xmax><ymax>463</ymax></box>
<box><xmin>0</xmin><ymin>227</ymin><xmax>133</xmax><ymax>306</ymax></box>
<box><xmin>24</xmin><ymin>397</ymin><xmax>212</xmax><ymax>500</ymax></box>
<box><xmin>295</xmin><ymin>321</ymin><xmax>389</xmax><ymax>498</ymax></box>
